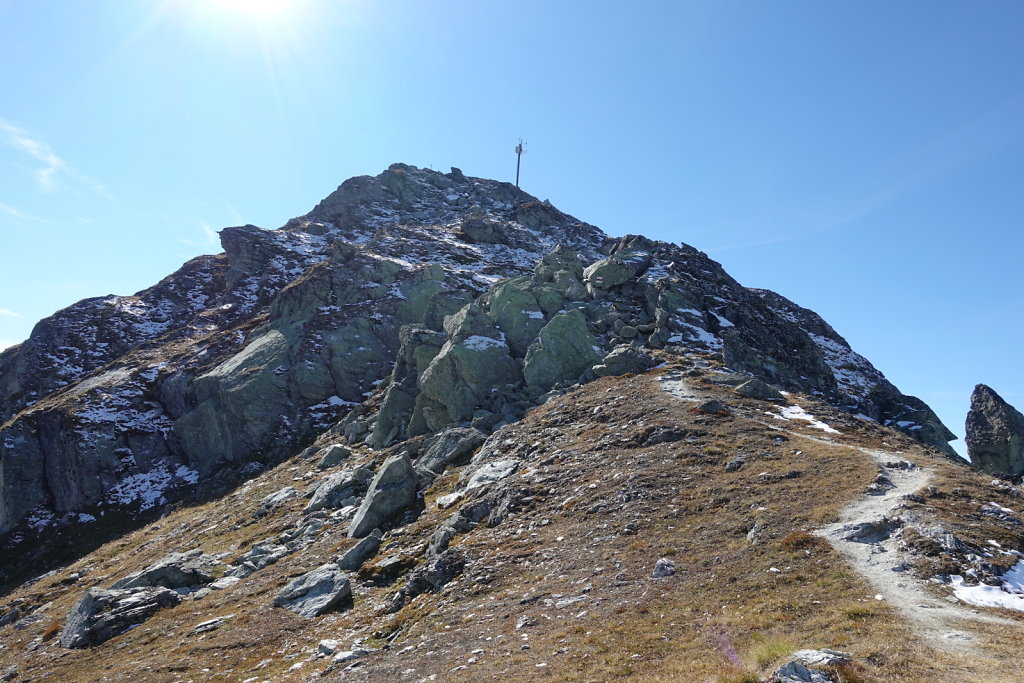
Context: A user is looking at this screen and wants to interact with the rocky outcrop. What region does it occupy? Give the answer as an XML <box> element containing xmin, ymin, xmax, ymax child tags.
<box><xmin>111</xmin><ymin>548</ymin><xmax>225</xmax><ymax>590</ymax></box>
<box><xmin>60</xmin><ymin>586</ymin><xmax>182</xmax><ymax>648</ymax></box>
<box><xmin>966</xmin><ymin>384</ymin><xmax>1024</xmax><ymax>477</ymax></box>
<box><xmin>0</xmin><ymin>163</ymin><xmax>958</xmax><ymax>587</ymax></box>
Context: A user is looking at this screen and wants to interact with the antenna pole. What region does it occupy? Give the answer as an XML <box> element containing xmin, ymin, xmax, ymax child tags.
<box><xmin>515</xmin><ymin>139</ymin><xmax>526</xmax><ymax>188</ymax></box>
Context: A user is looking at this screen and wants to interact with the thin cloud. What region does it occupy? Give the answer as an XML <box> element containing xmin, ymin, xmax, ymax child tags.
<box><xmin>179</xmin><ymin>221</ymin><xmax>221</xmax><ymax>248</ymax></box>
<box><xmin>224</xmin><ymin>201</ymin><xmax>244</xmax><ymax>225</ymax></box>
<box><xmin>0</xmin><ymin>202</ymin><xmax>44</xmax><ymax>223</ymax></box>
<box><xmin>0</xmin><ymin>117</ymin><xmax>114</xmax><ymax>199</ymax></box>
<box><xmin>0</xmin><ymin>309</ymin><xmax>22</xmax><ymax>318</ymax></box>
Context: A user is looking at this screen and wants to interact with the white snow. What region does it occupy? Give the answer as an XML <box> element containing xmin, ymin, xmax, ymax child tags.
<box><xmin>462</xmin><ymin>335</ymin><xmax>507</xmax><ymax>351</ymax></box>
<box><xmin>711</xmin><ymin>311</ymin><xmax>735</xmax><ymax>328</ymax></box>
<box><xmin>951</xmin><ymin>563</ymin><xmax>1024</xmax><ymax>612</ymax></box>
<box><xmin>522</xmin><ymin>310</ymin><xmax>545</xmax><ymax>319</ymax></box>
<box><xmin>105</xmin><ymin>463</ymin><xmax>200</xmax><ymax>510</ymax></box>
<box><xmin>771</xmin><ymin>405</ymin><xmax>841</xmax><ymax>434</ymax></box>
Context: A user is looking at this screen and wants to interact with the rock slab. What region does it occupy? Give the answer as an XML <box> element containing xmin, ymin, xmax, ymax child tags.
<box><xmin>273</xmin><ymin>564</ymin><xmax>352</xmax><ymax>617</ymax></box>
<box><xmin>61</xmin><ymin>586</ymin><xmax>182</xmax><ymax>648</ymax></box>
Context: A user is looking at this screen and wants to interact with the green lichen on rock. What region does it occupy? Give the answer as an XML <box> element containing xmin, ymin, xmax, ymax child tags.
<box><xmin>522</xmin><ymin>309</ymin><xmax>601</xmax><ymax>393</ymax></box>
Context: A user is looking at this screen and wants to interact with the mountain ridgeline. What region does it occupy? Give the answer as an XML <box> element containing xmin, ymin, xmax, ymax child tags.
<box><xmin>0</xmin><ymin>163</ymin><xmax>957</xmax><ymax>584</ymax></box>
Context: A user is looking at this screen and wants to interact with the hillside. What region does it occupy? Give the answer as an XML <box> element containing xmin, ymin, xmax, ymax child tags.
<box><xmin>2</xmin><ymin>164</ymin><xmax>1019</xmax><ymax>681</ymax></box>
<box><xmin>2</xmin><ymin>360</ymin><xmax>1023</xmax><ymax>681</ymax></box>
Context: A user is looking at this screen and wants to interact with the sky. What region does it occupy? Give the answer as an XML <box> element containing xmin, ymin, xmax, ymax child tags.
<box><xmin>0</xmin><ymin>0</ymin><xmax>1021</xmax><ymax>456</ymax></box>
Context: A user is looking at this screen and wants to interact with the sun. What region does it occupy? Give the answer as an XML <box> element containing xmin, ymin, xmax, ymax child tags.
<box><xmin>211</xmin><ymin>0</ymin><xmax>294</xmax><ymax>20</ymax></box>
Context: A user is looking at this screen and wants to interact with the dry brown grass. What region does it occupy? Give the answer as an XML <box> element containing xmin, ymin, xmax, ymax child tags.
<box><xmin>1</xmin><ymin>366</ymin><xmax>1024</xmax><ymax>681</ymax></box>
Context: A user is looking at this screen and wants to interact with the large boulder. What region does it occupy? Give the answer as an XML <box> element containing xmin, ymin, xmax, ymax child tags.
<box><xmin>273</xmin><ymin>564</ymin><xmax>352</xmax><ymax>618</ymax></box>
<box><xmin>966</xmin><ymin>384</ymin><xmax>1024</xmax><ymax>477</ymax></box>
<box><xmin>112</xmin><ymin>549</ymin><xmax>224</xmax><ymax>590</ymax></box>
<box><xmin>348</xmin><ymin>455</ymin><xmax>418</xmax><ymax>538</ymax></box>
<box><xmin>522</xmin><ymin>309</ymin><xmax>601</xmax><ymax>392</ymax></box>
<box><xmin>61</xmin><ymin>586</ymin><xmax>182</xmax><ymax>648</ymax></box>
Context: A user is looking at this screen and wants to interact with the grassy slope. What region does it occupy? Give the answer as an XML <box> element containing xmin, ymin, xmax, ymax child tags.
<box><xmin>2</xmin><ymin>361</ymin><xmax>1023</xmax><ymax>682</ymax></box>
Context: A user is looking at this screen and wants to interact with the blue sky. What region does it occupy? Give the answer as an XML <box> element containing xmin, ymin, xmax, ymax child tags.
<box><xmin>1</xmin><ymin>0</ymin><xmax>1021</xmax><ymax>455</ymax></box>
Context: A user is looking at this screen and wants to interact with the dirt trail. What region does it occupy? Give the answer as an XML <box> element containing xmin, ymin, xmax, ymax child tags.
<box><xmin>656</xmin><ymin>370</ymin><xmax>1017</xmax><ymax>656</ymax></box>
<box><xmin>814</xmin><ymin>447</ymin><xmax>1017</xmax><ymax>654</ymax></box>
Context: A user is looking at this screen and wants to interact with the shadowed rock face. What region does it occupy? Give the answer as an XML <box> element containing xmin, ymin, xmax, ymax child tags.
<box><xmin>0</xmin><ymin>164</ymin><xmax>958</xmax><ymax>585</ymax></box>
<box><xmin>966</xmin><ymin>384</ymin><xmax>1024</xmax><ymax>477</ymax></box>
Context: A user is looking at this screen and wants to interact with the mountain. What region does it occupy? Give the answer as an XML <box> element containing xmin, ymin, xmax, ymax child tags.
<box><xmin>3</xmin><ymin>164</ymin><xmax>1019</xmax><ymax>682</ymax></box>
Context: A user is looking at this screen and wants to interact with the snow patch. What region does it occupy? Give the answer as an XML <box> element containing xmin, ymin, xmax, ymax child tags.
<box><xmin>771</xmin><ymin>405</ymin><xmax>841</xmax><ymax>434</ymax></box>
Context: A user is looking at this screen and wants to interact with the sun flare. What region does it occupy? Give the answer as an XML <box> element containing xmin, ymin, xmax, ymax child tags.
<box><xmin>212</xmin><ymin>0</ymin><xmax>294</xmax><ymax>20</ymax></box>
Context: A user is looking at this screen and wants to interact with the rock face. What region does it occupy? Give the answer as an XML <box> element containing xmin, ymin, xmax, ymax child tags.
<box><xmin>0</xmin><ymin>163</ymin><xmax>958</xmax><ymax>585</ymax></box>
<box><xmin>966</xmin><ymin>384</ymin><xmax>1024</xmax><ymax>477</ymax></box>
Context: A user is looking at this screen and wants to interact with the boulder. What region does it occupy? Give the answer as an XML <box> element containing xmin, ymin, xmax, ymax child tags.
<box><xmin>317</xmin><ymin>444</ymin><xmax>351</xmax><ymax>469</ymax></box>
<box><xmin>348</xmin><ymin>455</ymin><xmax>418</xmax><ymax>538</ymax></box>
<box><xmin>227</xmin><ymin>541</ymin><xmax>290</xmax><ymax>578</ymax></box>
<box><xmin>112</xmin><ymin>549</ymin><xmax>224</xmax><ymax>590</ymax></box>
<box><xmin>273</xmin><ymin>564</ymin><xmax>352</xmax><ymax>618</ymax></box>
<box><xmin>61</xmin><ymin>586</ymin><xmax>182</xmax><ymax>648</ymax></box>
<box><xmin>966</xmin><ymin>384</ymin><xmax>1024</xmax><ymax>477</ymax></box>
<box><xmin>767</xmin><ymin>661</ymin><xmax>832</xmax><ymax>683</ymax></box>
<box><xmin>592</xmin><ymin>346</ymin><xmax>657</xmax><ymax>378</ymax></box>
<box><xmin>735</xmin><ymin>378</ymin><xmax>784</xmax><ymax>401</ymax></box>
<box><xmin>522</xmin><ymin>309</ymin><xmax>601</xmax><ymax>392</ymax></box>
<box><xmin>415</xmin><ymin>427</ymin><xmax>486</xmax><ymax>485</ymax></box>
<box><xmin>255</xmin><ymin>486</ymin><xmax>297</xmax><ymax>517</ymax></box>
<box><xmin>336</xmin><ymin>528</ymin><xmax>383</xmax><ymax>571</ymax></box>
<box><xmin>652</xmin><ymin>558</ymin><xmax>676</xmax><ymax>578</ymax></box>
<box><xmin>304</xmin><ymin>467</ymin><xmax>373</xmax><ymax>514</ymax></box>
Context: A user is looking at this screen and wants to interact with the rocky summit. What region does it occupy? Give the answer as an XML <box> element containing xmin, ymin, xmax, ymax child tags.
<box><xmin>2</xmin><ymin>165</ymin><xmax>1022</xmax><ymax>682</ymax></box>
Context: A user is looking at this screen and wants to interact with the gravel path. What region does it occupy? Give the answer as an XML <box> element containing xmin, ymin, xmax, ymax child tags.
<box><xmin>656</xmin><ymin>370</ymin><xmax>1018</xmax><ymax>655</ymax></box>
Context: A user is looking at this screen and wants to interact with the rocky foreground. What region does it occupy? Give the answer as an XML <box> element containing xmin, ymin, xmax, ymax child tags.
<box><xmin>1</xmin><ymin>359</ymin><xmax>1022</xmax><ymax>681</ymax></box>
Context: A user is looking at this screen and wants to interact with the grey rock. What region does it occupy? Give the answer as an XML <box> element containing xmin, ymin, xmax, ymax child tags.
<box><xmin>112</xmin><ymin>549</ymin><xmax>224</xmax><ymax>590</ymax></box>
<box><xmin>317</xmin><ymin>444</ymin><xmax>352</xmax><ymax>470</ymax></box>
<box><xmin>190</xmin><ymin>614</ymin><xmax>235</xmax><ymax>634</ymax></box>
<box><xmin>966</xmin><ymin>384</ymin><xmax>1024</xmax><ymax>477</ymax></box>
<box><xmin>256</xmin><ymin>486</ymin><xmax>297</xmax><ymax>517</ymax></box>
<box><xmin>415</xmin><ymin>427</ymin><xmax>486</xmax><ymax>485</ymax></box>
<box><xmin>464</xmin><ymin>459</ymin><xmax>519</xmax><ymax>491</ymax></box>
<box><xmin>336</xmin><ymin>529</ymin><xmax>383</xmax><ymax>571</ymax></box>
<box><xmin>735</xmin><ymin>378</ymin><xmax>784</xmax><ymax>401</ymax></box>
<box><xmin>841</xmin><ymin>517</ymin><xmax>901</xmax><ymax>544</ymax></box>
<box><xmin>348</xmin><ymin>455</ymin><xmax>418</xmax><ymax>538</ymax></box>
<box><xmin>768</xmin><ymin>661</ymin><xmax>832</xmax><ymax>683</ymax></box>
<box><xmin>61</xmin><ymin>586</ymin><xmax>182</xmax><ymax>648</ymax></box>
<box><xmin>305</xmin><ymin>467</ymin><xmax>373</xmax><ymax>514</ymax></box>
<box><xmin>228</xmin><ymin>541</ymin><xmax>290</xmax><ymax>578</ymax></box>
<box><xmin>652</xmin><ymin>558</ymin><xmax>676</xmax><ymax>578</ymax></box>
<box><xmin>592</xmin><ymin>346</ymin><xmax>657</xmax><ymax>378</ymax></box>
<box><xmin>522</xmin><ymin>309</ymin><xmax>601</xmax><ymax>393</ymax></box>
<box><xmin>273</xmin><ymin>564</ymin><xmax>353</xmax><ymax>618</ymax></box>
<box><xmin>725</xmin><ymin>456</ymin><xmax>746</xmax><ymax>472</ymax></box>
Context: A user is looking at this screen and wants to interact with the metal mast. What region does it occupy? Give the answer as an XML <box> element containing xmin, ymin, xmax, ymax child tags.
<box><xmin>515</xmin><ymin>139</ymin><xmax>526</xmax><ymax>188</ymax></box>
